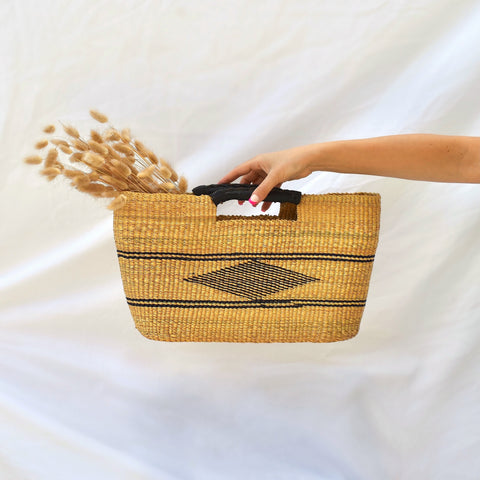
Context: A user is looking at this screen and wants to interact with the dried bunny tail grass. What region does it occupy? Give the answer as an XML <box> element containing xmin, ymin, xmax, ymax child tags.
<box><xmin>163</xmin><ymin>182</ymin><xmax>176</xmax><ymax>191</ymax></box>
<box><xmin>59</xmin><ymin>144</ymin><xmax>73</xmax><ymax>154</ymax></box>
<box><xmin>123</xmin><ymin>162</ymin><xmax>141</xmax><ymax>177</ymax></box>
<box><xmin>169</xmin><ymin>170</ymin><xmax>178</xmax><ymax>182</ymax></box>
<box><xmin>83</xmin><ymin>151</ymin><xmax>105</xmax><ymax>169</ymax></box>
<box><xmin>28</xmin><ymin>109</ymin><xmax>187</xmax><ymax>207</ymax></box>
<box><xmin>159</xmin><ymin>157</ymin><xmax>176</xmax><ymax>173</ymax></box>
<box><xmin>75</xmin><ymin>184</ymin><xmax>98</xmax><ymax>196</ymax></box>
<box><xmin>72</xmin><ymin>139</ymin><xmax>89</xmax><ymax>151</ymax></box>
<box><xmin>63</xmin><ymin>168</ymin><xmax>83</xmax><ymax>179</ymax></box>
<box><xmin>88</xmin><ymin>140</ymin><xmax>108</xmax><ymax>155</ymax></box>
<box><xmin>80</xmin><ymin>183</ymin><xmax>111</xmax><ymax>197</ymax></box>
<box><xmin>150</xmin><ymin>183</ymin><xmax>167</xmax><ymax>193</ymax></box>
<box><xmin>90</xmin><ymin>130</ymin><xmax>103</xmax><ymax>143</ymax></box>
<box><xmin>133</xmin><ymin>140</ymin><xmax>149</xmax><ymax>157</ymax></box>
<box><xmin>40</xmin><ymin>167</ymin><xmax>61</xmax><ymax>178</ymax></box>
<box><xmin>112</xmin><ymin>142</ymin><xmax>134</xmax><ymax>155</ymax></box>
<box><xmin>45</xmin><ymin>148</ymin><xmax>59</xmax><ymax>167</ymax></box>
<box><xmin>24</xmin><ymin>154</ymin><xmax>43</xmax><ymax>164</ymax></box>
<box><xmin>50</xmin><ymin>138</ymin><xmax>70</xmax><ymax>147</ymax></box>
<box><xmin>107</xmin><ymin>193</ymin><xmax>127</xmax><ymax>211</ymax></box>
<box><xmin>146</xmin><ymin>150</ymin><xmax>159</xmax><ymax>164</ymax></box>
<box><xmin>89</xmin><ymin>109</ymin><xmax>109</xmax><ymax>123</ymax></box>
<box><xmin>69</xmin><ymin>152</ymin><xmax>84</xmax><ymax>163</ymax></box>
<box><xmin>71</xmin><ymin>172</ymin><xmax>91</xmax><ymax>187</ymax></box>
<box><xmin>155</xmin><ymin>183</ymin><xmax>173</xmax><ymax>193</ymax></box>
<box><xmin>158</xmin><ymin>166</ymin><xmax>172</xmax><ymax>179</ymax></box>
<box><xmin>136</xmin><ymin>177</ymin><xmax>159</xmax><ymax>193</ymax></box>
<box><xmin>43</xmin><ymin>125</ymin><xmax>55</xmax><ymax>134</ymax></box>
<box><xmin>105</xmin><ymin>143</ymin><xmax>123</xmax><ymax>161</ymax></box>
<box><xmin>110</xmin><ymin>165</ymin><xmax>132</xmax><ymax>181</ymax></box>
<box><xmin>137</xmin><ymin>164</ymin><xmax>156</xmax><ymax>179</ymax></box>
<box><xmin>101</xmin><ymin>186</ymin><xmax>119</xmax><ymax>198</ymax></box>
<box><xmin>35</xmin><ymin>139</ymin><xmax>49</xmax><ymax>149</ymax></box>
<box><xmin>100</xmin><ymin>174</ymin><xmax>129</xmax><ymax>190</ymax></box>
<box><xmin>104</xmin><ymin>128</ymin><xmax>121</xmax><ymax>141</ymax></box>
<box><xmin>111</xmin><ymin>159</ymin><xmax>132</xmax><ymax>177</ymax></box>
<box><xmin>62</xmin><ymin>124</ymin><xmax>80</xmax><ymax>138</ymax></box>
<box><xmin>121</xmin><ymin>128</ymin><xmax>131</xmax><ymax>142</ymax></box>
<box><xmin>122</xmin><ymin>155</ymin><xmax>136</xmax><ymax>165</ymax></box>
<box><xmin>178</xmin><ymin>175</ymin><xmax>188</xmax><ymax>193</ymax></box>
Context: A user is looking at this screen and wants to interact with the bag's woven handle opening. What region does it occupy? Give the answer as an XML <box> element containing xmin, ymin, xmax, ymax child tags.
<box><xmin>215</xmin><ymin>202</ymin><xmax>298</xmax><ymax>221</ymax></box>
<box><xmin>192</xmin><ymin>183</ymin><xmax>302</xmax><ymax>206</ymax></box>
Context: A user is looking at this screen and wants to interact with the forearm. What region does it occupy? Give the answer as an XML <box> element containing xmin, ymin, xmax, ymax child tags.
<box><xmin>308</xmin><ymin>134</ymin><xmax>480</xmax><ymax>183</ymax></box>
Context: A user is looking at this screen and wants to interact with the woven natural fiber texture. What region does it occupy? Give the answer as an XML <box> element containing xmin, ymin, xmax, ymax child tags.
<box><xmin>113</xmin><ymin>188</ymin><xmax>381</xmax><ymax>343</ymax></box>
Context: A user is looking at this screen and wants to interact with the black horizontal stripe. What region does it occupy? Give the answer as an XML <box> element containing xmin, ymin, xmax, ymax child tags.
<box><xmin>125</xmin><ymin>297</ymin><xmax>366</xmax><ymax>308</ymax></box>
<box><xmin>117</xmin><ymin>250</ymin><xmax>375</xmax><ymax>262</ymax></box>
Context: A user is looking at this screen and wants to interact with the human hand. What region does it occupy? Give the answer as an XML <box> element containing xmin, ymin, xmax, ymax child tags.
<box><xmin>216</xmin><ymin>145</ymin><xmax>316</xmax><ymax>212</ymax></box>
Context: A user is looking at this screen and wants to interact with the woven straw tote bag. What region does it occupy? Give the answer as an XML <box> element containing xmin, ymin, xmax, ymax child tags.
<box><xmin>113</xmin><ymin>183</ymin><xmax>381</xmax><ymax>343</ymax></box>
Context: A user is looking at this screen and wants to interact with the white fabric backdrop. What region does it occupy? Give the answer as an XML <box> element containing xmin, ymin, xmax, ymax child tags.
<box><xmin>1</xmin><ymin>1</ymin><xmax>480</xmax><ymax>478</ymax></box>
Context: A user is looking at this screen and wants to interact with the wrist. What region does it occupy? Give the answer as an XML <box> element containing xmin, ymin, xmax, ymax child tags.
<box><xmin>305</xmin><ymin>141</ymin><xmax>338</xmax><ymax>173</ymax></box>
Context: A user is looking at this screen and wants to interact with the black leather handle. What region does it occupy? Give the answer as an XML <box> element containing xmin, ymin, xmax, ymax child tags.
<box><xmin>192</xmin><ymin>183</ymin><xmax>302</xmax><ymax>206</ymax></box>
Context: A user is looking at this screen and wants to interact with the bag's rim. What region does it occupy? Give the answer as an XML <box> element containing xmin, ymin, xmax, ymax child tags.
<box><xmin>120</xmin><ymin>190</ymin><xmax>381</xmax><ymax>201</ymax></box>
<box><xmin>114</xmin><ymin>191</ymin><xmax>381</xmax><ymax>224</ymax></box>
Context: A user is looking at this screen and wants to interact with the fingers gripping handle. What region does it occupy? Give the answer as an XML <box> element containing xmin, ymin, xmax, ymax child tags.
<box><xmin>192</xmin><ymin>184</ymin><xmax>302</xmax><ymax>206</ymax></box>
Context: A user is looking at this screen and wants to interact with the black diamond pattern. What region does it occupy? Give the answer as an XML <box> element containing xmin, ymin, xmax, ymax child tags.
<box><xmin>184</xmin><ymin>259</ymin><xmax>320</xmax><ymax>299</ymax></box>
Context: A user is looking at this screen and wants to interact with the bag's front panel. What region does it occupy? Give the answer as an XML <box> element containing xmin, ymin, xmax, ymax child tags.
<box><xmin>114</xmin><ymin>192</ymin><xmax>381</xmax><ymax>343</ymax></box>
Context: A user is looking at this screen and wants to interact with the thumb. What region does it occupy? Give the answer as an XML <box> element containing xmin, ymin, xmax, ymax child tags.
<box><xmin>248</xmin><ymin>174</ymin><xmax>279</xmax><ymax>206</ymax></box>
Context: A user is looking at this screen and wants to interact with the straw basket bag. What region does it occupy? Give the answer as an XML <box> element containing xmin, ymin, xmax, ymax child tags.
<box><xmin>113</xmin><ymin>183</ymin><xmax>381</xmax><ymax>343</ymax></box>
